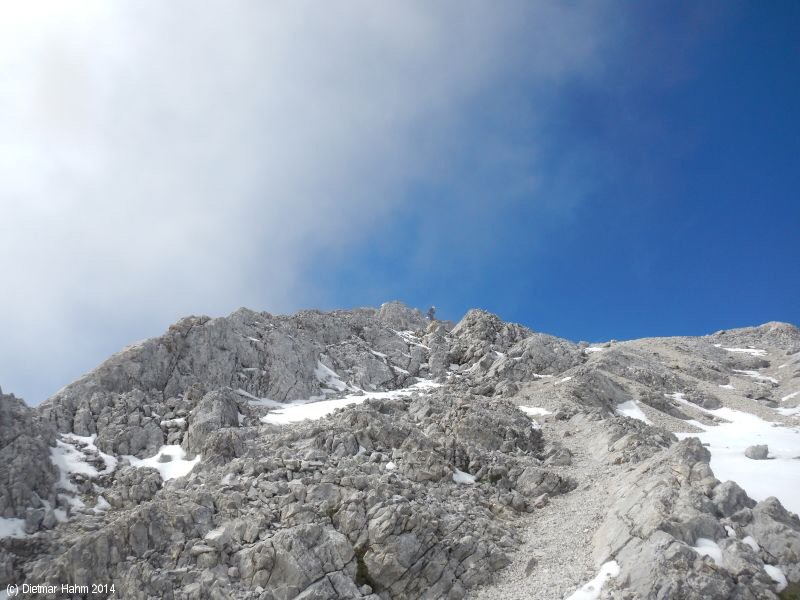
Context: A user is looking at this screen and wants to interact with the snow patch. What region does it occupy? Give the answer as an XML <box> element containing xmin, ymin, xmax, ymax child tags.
<box><xmin>93</xmin><ymin>495</ymin><xmax>111</xmax><ymax>513</ymax></box>
<box><xmin>452</xmin><ymin>470</ymin><xmax>476</xmax><ymax>485</ymax></box>
<box><xmin>732</xmin><ymin>370</ymin><xmax>779</xmax><ymax>384</ymax></box>
<box><xmin>616</xmin><ymin>400</ymin><xmax>652</xmax><ymax>424</ymax></box>
<box><xmin>237</xmin><ymin>388</ymin><xmax>284</xmax><ymax>407</ymax></box>
<box><xmin>124</xmin><ymin>445</ymin><xmax>200</xmax><ymax>481</ymax></box>
<box><xmin>566</xmin><ymin>560</ymin><xmax>620</xmax><ymax>600</ymax></box>
<box><xmin>742</xmin><ymin>536</ymin><xmax>759</xmax><ymax>552</ymax></box>
<box><xmin>261</xmin><ymin>380</ymin><xmax>440</xmax><ymax>425</ymax></box>
<box><xmin>262</xmin><ymin>395</ymin><xmax>367</xmax><ymax>424</ymax></box>
<box><xmin>584</xmin><ymin>347</ymin><xmax>605</xmax><ymax>354</ymax></box>
<box><xmin>519</xmin><ymin>406</ymin><xmax>551</xmax><ymax>417</ymax></box>
<box><xmin>719</xmin><ymin>384</ymin><xmax>735</xmax><ymax>390</ymax></box>
<box><xmin>764</xmin><ymin>564</ymin><xmax>788</xmax><ymax>592</ymax></box>
<box><xmin>781</xmin><ymin>391</ymin><xmax>799</xmax><ymax>402</ymax></box>
<box><xmin>558</xmin><ymin>376</ymin><xmax>573</xmax><ymax>384</ymax></box>
<box><xmin>691</xmin><ymin>538</ymin><xmax>723</xmax><ymax>565</ymax></box>
<box><xmin>315</xmin><ymin>361</ymin><xmax>349</xmax><ymax>392</ymax></box>
<box><xmin>61</xmin><ymin>433</ymin><xmax>118</xmax><ymax>474</ymax></box>
<box><xmin>723</xmin><ymin>347</ymin><xmax>768</xmax><ymax>357</ymax></box>
<box><xmin>725</xmin><ymin>525</ymin><xmax>736</xmax><ymax>537</ymax></box>
<box><xmin>0</xmin><ymin>517</ymin><xmax>27</xmax><ymax>539</ymax></box>
<box><xmin>393</xmin><ymin>330</ymin><xmax>430</xmax><ymax>349</ymax></box>
<box><xmin>50</xmin><ymin>438</ymin><xmax>104</xmax><ymax>491</ymax></box>
<box><xmin>676</xmin><ymin>406</ymin><xmax>800</xmax><ymax>515</ymax></box>
<box><xmin>385</xmin><ymin>461</ymin><xmax>397</xmax><ymax>471</ymax></box>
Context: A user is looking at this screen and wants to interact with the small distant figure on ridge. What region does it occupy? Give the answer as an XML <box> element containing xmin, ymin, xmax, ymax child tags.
<box><xmin>427</xmin><ymin>306</ymin><xmax>436</xmax><ymax>321</ymax></box>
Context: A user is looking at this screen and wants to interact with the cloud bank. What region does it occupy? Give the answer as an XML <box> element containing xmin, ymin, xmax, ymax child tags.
<box><xmin>0</xmin><ymin>1</ymin><xmax>611</xmax><ymax>402</ymax></box>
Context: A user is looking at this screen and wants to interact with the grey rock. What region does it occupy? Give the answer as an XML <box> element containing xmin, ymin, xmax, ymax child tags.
<box><xmin>712</xmin><ymin>481</ymin><xmax>756</xmax><ymax>517</ymax></box>
<box><xmin>448</xmin><ymin>309</ymin><xmax>532</xmax><ymax>368</ymax></box>
<box><xmin>543</xmin><ymin>445</ymin><xmax>572</xmax><ymax>466</ymax></box>
<box><xmin>0</xmin><ymin>390</ymin><xmax>58</xmax><ymax>519</ymax></box>
<box><xmin>184</xmin><ymin>387</ymin><xmax>240</xmax><ymax>455</ymax></box>
<box><xmin>24</xmin><ymin>507</ymin><xmax>45</xmax><ymax>533</ymax></box>
<box><xmin>515</xmin><ymin>467</ymin><xmax>575</xmax><ymax>497</ymax></box>
<box><xmin>485</xmin><ymin>333</ymin><xmax>584</xmax><ymax>381</ymax></box>
<box><xmin>524</xmin><ymin>557</ymin><xmax>538</xmax><ymax>576</ymax></box>
<box><xmin>745</xmin><ymin>444</ymin><xmax>769</xmax><ymax>460</ymax></box>
<box><xmin>743</xmin><ymin>497</ymin><xmax>800</xmax><ymax>582</ymax></box>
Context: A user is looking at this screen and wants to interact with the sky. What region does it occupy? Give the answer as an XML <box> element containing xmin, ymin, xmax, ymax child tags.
<box><xmin>1</xmin><ymin>1</ymin><xmax>798</xmax><ymax>404</ymax></box>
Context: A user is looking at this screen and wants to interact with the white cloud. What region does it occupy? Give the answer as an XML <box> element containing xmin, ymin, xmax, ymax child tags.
<box><xmin>0</xmin><ymin>1</ymin><xmax>611</xmax><ymax>402</ymax></box>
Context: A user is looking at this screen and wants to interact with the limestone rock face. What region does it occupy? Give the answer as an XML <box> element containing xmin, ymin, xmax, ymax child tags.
<box><xmin>37</xmin><ymin>306</ymin><xmax>442</xmax><ymax>446</ymax></box>
<box><xmin>448</xmin><ymin>309</ymin><xmax>532</xmax><ymax>368</ymax></box>
<box><xmin>485</xmin><ymin>333</ymin><xmax>584</xmax><ymax>381</ymax></box>
<box><xmin>2</xmin><ymin>305</ymin><xmax>799</xmax><ymax>600</ymax></box>
<box><xmin>0</xmin><ymin>390</ymin><xmax>57</xmax><ymax>519</ymax></box>
<box><xmin>184</xmin><ymin>387</ymin><xmax>240</xmax><ymax>455</ymax></box>
<box><xmin>376</xmin><ymin>301</ymin><xmax>430</xmax><ymax>331</ymax></box>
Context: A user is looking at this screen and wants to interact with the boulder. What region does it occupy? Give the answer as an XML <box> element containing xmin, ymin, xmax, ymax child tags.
<box><xmin>745</xmin><ymin>445</ymin><xmax>769</xmax><ymax>460</ymax></box>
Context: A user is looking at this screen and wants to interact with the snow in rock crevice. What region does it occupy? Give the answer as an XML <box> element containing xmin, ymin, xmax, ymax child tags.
<box><xmin>732</xmin><ymin>369</ymin><xmax>779</xmax><ymax>384</ymax></box>
<box><xmin>452</xmin><ymin>469</ymin><xmax>476</xmax><ymax>485</ymax></box>
<box><xmin>566</xmin><ymin>560</ymin><xmax>620</xmax><ymax>600</ymax></box>
<box><xmin>691</xmin><ymin>538</ymin><xmax>724</xmax><ymax>566</ymax></box>
<box><xmin>764</xmin><ymin>564</ymin><xmax>788</xmax><ymax>592</ymax></box>
<box><xmin>615</xmin><ymin>400</ymin><xmax>652</xmax><ymax>424</ymax></box>
<box><xmin>123</xmin><ymin>445</ymin><xmax>200</xmax><ymax>481</ymax></box>
<box><xmin>0</xmin><ymin>517</ymin><xmax>27</xmax><ymax>539</ymax></box>
<box><xmin>721</xmin><ymin>347</ymin><xmax>768</xmax><ymax>357</ymax></box>
<box><xmin>261</xmin><ymin>379</ymin><xmax>441</xmax><ymax>425</ymax></box>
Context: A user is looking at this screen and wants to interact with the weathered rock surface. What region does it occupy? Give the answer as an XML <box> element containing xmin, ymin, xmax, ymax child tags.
<box><xmin>1</xmin><ymin>305</ymin><xmax>798</xmax><ymax>599</ymax></box>
<box><xmin>0</xmin><ymin>389</ymin><xmax>58</xmax><ymax>519</ymax></box>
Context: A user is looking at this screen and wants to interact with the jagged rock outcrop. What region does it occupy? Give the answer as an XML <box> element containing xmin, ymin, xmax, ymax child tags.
<box><xmin>38</xmin><ymin>307</ymin><xmax>440</xmax><ymax>458</ymax></box>
<box><xmin>448</xmin><ymin>309</ymin><xmax>532</xmax><ymax>368</ymax></box>
<box><xmin>183</xmin><ymin>387</ymin><xmax>241</xmax><ymax>455</ymax></box>
<box><xmin>376</xmin><ymin>301</ymin><xmax>430</xmax><ymax>332</ymax></box>
<box><xmin>484</xmin><ymin>333</ymin><xmax>584</xmax><ymax>381</ymax></box>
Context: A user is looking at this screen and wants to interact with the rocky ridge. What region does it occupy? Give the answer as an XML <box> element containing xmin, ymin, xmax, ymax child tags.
<box><xmin>1</xmin><ymin>302</ymin><xmax>799</xmax><ymax>599</ymax></box>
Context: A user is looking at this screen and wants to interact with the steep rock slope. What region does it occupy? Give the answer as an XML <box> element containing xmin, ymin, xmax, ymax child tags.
<box><xmin>1</xmin><ymin>304</ymin><xmax>798</xmax><ymax>600</ymax></box>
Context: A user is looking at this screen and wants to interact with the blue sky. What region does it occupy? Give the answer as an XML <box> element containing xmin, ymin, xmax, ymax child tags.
<box><xmin>308</xmin><ymin>2</ymin><xmax>800</xmax><ymax>341</ymax></box>
<box><xmin>0</xmin><ymin>2</ymin><xmax>798</xmax><ymax>403</ymax></box>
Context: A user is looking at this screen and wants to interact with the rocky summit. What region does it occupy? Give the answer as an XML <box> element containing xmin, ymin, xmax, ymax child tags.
<box><xmin>1</xmin><ymin>301</ymin><xmax>799</xmax><ymax>600</ymax></box>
